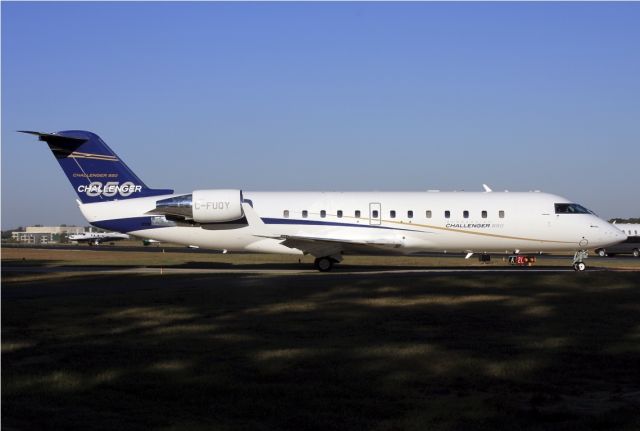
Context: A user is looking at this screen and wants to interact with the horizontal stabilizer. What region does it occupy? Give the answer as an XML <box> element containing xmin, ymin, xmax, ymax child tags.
<box><xmin>19</xmin><ymin>130</ymin><xmax>87</xmax><ymax>145</ymax></box>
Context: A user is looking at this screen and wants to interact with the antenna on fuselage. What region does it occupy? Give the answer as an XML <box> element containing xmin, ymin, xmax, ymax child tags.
<box><xmin>482</xmin><ymin>184</ymin><xmax>493</xmax><ymax>192</ymax></box>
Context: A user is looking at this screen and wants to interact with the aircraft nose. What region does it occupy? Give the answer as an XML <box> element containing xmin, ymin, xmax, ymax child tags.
<box><xmin>593</xmin><ymin>221</ymin><xmax>627</xmax><ymax>247</ymax></box>
<box><xmin>606</xmin><ymin>224</ymin><xmax>627</xmax><ymax>243</ymax></box>
<box><xmin>615</xmin><ymin>228</ymin><xmax>628</xmax><ymax>241</ymax></box>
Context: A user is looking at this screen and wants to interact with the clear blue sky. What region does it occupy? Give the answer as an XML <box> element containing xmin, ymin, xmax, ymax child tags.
<box><xmin>2</xmin><ymin>2</ymin><xmax>639</xmax><ymax>228</ymax></box>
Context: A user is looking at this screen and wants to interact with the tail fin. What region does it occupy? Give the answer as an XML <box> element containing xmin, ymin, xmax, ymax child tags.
<box><xmin>20</xmin><ymin>130</ymin><xmax>173</xmax><ymax>203</ymax></box>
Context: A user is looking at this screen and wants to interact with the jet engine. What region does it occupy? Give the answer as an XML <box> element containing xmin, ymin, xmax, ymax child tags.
<box><xmin>154</xmin><ymin>189</ymin><xmax>244</xmax><ymax>223</ymax></box>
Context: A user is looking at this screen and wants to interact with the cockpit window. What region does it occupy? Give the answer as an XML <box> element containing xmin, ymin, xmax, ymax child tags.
<box><xmin>554</xmin><ymin>203</ymin><xmax>594</xmax><ymax>214</ymax></box>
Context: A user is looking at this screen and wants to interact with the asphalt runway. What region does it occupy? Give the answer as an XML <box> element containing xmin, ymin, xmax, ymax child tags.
<box><xmin>1</xmin><ymin>265</ymin><xmax>608</xmax><ymax>276</ymax></box>
<box><xmin>4</xmin><ymin>242</ymin><xmax>639</xmax><ymax>263</ymax></box>
<box><xmin>2</xmin><ymin>242</ymin><xmax>220</xmax><ymax>254</ymax></box>
<box><xmin>3</xmin><ymin>243</ymin><xmax>637</xmax><ymax>278</ymax></box>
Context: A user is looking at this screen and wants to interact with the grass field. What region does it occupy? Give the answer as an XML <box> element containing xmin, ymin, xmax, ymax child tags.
<box><xmin>2</xmin><ymin>249</ymin><xmax>640</xmax><ymax>430</ymax></box>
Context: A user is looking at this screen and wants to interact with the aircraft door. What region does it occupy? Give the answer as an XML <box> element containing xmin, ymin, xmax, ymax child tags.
<box><xmin>369</xmin><ymin>202</ymin><xmax>381</xmax><ymax>225</ymax></box>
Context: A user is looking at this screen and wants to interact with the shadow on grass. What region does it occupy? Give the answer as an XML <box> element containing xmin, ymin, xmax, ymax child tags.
<box><xmin>3</xmin><ymin>271</ymin><xmax>640</xmax><ymax>430</ymax></box>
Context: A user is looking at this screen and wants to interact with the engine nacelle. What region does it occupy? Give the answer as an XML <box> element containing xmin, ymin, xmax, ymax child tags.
<box><xmin>155</xmin><ymin>189</ymin><xmax>244</xmax><ymax>223</ymax></box>
<box><xmin>192</xmin><ymin>189</ymin><xmax>243</xmax><ymax>223</ymax></box>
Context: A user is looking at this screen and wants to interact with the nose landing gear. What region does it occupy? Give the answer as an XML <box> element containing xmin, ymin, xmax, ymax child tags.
<box><xmin>573</xmin><ymin>261</ymin><xmax>586</xmax><ymax>271</ymax></box>
<box><xmin>573</xmin><ymin>250</ymin><xmax>588</xmax><ymax>271</ymax></box>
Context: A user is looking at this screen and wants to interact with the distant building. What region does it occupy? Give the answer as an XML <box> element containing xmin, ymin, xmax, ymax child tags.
<box><xmin>24</xmin><ymin>226</ymin><xmax>85</xmax><ymax>235</ymax></box>
<box><xmin>11</xmin><ymin>232</ymin><xmax>55</xmax><ymax>244</ymax></box>
<box><xmin>10</xmin><ymin>226</ymin><xmax>86</xmax><ymax>244</ymax></box>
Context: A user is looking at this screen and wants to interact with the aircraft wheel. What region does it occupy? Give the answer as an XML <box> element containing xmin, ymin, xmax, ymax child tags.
<box><xmin>633</xmin><ymin>249</ymin><xmax>639</xmax><ymax>258</ymax></box>
<box><xmin>574</xmin><ymin>262</ymin><xmax>586</xmax><ymax>271</ymax></box>
<box><xmin>314</xmin><ymin>257</ymin><xmax>333</xmax><ymax>272</ymax></box>
<box><xmin>597</xmin><ymin>249</ymin><xmax>606</xmax><ymax>257</ymax></box>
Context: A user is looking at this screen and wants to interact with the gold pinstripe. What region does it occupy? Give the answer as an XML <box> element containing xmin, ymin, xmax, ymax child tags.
<box><xmin>295</xmin><ymin>211</ymin><xmax>575</xmax><ymax>245</ymax></box>
<box><xmin>68</xmin><ymin>151</ymin><xmax>119</xmax><ymax>161</ymax></box>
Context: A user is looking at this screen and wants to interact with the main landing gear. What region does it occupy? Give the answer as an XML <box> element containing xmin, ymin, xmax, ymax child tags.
<box><xmin>313</xmin><ymin>255</ymin><xmax>342</xmax><ymax>272</ymax></box>
<box><xmin>572</xmin><ymin>250</ymin><xmax>588</xmax><ymax>271</ymax></box>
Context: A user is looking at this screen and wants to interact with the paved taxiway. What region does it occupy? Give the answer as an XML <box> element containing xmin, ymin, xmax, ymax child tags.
<box><xmin>4</xmin><ymin>243</ymin><xmax>638</xmax><ymax>276</ymax></box>
<box><xmin>5</xmin><ymin>242</ymin><xmax>640</xmax><ymax>262</ymax></box>
<box><xmin>2</xmin><ymin>265</ymin><xmax>620</xmax><ymax>276</ymax></box>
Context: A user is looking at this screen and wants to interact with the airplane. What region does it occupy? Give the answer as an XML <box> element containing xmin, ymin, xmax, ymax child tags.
<box><xmin>68</xmin><ymin>231</ymin><xmax>130</xmax><ymax>245</ymax></box>
<box><xmin>21</xmin><ymin>130</ymin><xmax>626</xmax><ymax>271</ymax></box>
<box><xmin>595</xmin><ymin>223</ymin><xmax>640</xmax><ymax>257</ymax></box>
<box><xmin>612</xmin><ymin>223</ymin><xmax>640</xmax><ymax>238</ymax></box>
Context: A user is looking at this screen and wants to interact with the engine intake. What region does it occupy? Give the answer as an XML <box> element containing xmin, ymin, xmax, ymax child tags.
<box><xmin>155</xmin><ymin>189</ymin><xmax>244</xmax><ymax>223</ymax></box>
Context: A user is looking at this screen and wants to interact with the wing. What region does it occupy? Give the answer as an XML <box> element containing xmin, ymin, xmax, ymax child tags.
<box><xmin>274</xmin><ymin>234</ymin><xmax>403</xmax><ymax>257</ymax></box>
<box><xmin>242</xmin><ymin>202</ymin><xmax>403</xmax><ymax>257</ymax></box>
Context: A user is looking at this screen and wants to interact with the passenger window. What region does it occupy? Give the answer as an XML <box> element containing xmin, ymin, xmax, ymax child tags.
<box><xmin>302</xmin><ymin>210</ymin><xmax>308</xmax><ymax>218</ymax></box>
<box><xmin>337</xmin><ymin>210</ymin><xmax>343</xmax><ymax>218</ymax></box>
<box><xmin>445</xmin><ymin>210</ymin><xmax>450</xmax><ymax>219</ymax></box>
<box><xmin>283</xmin><ymin>210</ymin><xmax>289</xmax><ymax>218</ymax></box>
<box><xmin>426</xmin><ymin>210</ymin><xmax>432</xmax><ymax>218</ymax></box>
<box><xmin>320</xmin><ymin>210</ymin><xmax>326</xmax><ymax>218</ymax></box>
<box><xmin>463</xmin><ymin>210</ymin><xmax>469</xmax><ymax>219</ymax></box>
<box><xmin>390</xmin><ymin>210</ymin><xmax>396</xmax><ymax>218</ymax></box>
<box><xmin>482</xmin><ymin>210</ymin><xmax>487</xmax><ymax>218</ymax></box>
<box><xmin>355</xmin><ymin>210</ymin><xmax>361</xmax><ymax>218</ymax></box>
<box><xmin>408</xmin><ymin>210</ymin><xmax>413</xmax><ymax>219</ymax></box>
<box><xmin>499</xmin><ymin>210</ymin><xmax>505</xmax><ymax>218</ymax></box>
<box><xmin>372</xmin><ymin>210</ymin><xmax>379</xmax><ymax>218</ymax></box>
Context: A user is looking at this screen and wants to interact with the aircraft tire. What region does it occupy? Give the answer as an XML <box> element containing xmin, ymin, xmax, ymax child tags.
<box><xmin>574</xmin><ymin>262</ymin><xmax>586</xmax><ymax>271</ymax></box>
<box><xmin>314</xmin><ymin>257</ymin><xmax>333</xmax><ymax>272</ymax></box>
<box><xmin>633</xmin><ymin>249</ymin><xmax>639</xmax><ymax>258</ymax></box>
<box><xmin>597</xmin><ymin>249</ymin><xmax>607</xmax><ymax>257</ymax></box>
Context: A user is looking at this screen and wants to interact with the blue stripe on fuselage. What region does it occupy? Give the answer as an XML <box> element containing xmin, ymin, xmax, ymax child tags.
<box><xmin>89</xmin><ymin>216</ymin><xmax>422</xmax><ymax>234</ymax></box>
<box><xmin>90</xmin><ymin>216</ymin><xmax>166</xmax><ymax>232</ymax></box>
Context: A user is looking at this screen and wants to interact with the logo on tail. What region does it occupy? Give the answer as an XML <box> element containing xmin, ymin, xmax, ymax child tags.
<box><xmin>77</xmin><ymin>181</ymin><xmax>143</xmax><ymax>197</ymax></box>
<box><xmin>20</xmin><ymin>130</ymin><xmax>173</xmax><ymax>203</ymax></box>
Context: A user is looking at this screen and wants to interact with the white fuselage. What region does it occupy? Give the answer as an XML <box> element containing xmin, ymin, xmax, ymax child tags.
<box><xmin>78</xmin><ymin>191</ymin><xmax>626</xmax><ymax>256</ymax></box>
<box><xmin>613</xmin><ymin>223</ymin><xmax>640</xmax><ymax>238</ymax></box>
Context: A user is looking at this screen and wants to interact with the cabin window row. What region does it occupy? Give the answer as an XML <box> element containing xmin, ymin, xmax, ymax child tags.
<box><xmin>441</xmin><ymin>210</ymin><xmax>505</xmax><ymax>219</ymax></box>
<box><xmin>282</xmin><ymin>210</ymin><xmax>506</xmax><ymax>219</ymax></box>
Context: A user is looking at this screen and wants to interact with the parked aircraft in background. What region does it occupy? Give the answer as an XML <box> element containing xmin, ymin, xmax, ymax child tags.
<box><xmin>22</xmin><ymin>130</ymin><xmax>626</xmax><ymax>271</ymax></box>
<box><xmin>68</xmin><ymin>231</ymin><xmax>129</xmax><ymax>245</ymax></box>
<box><xmin>612</xmin><ymin>223</ymin><xmax>640</xmax><ymax>238</ymax></box>
<box><xmin>595</xmin><ymin>223</ymin><xmax>640</xmax><ymax>257</ymax></box>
